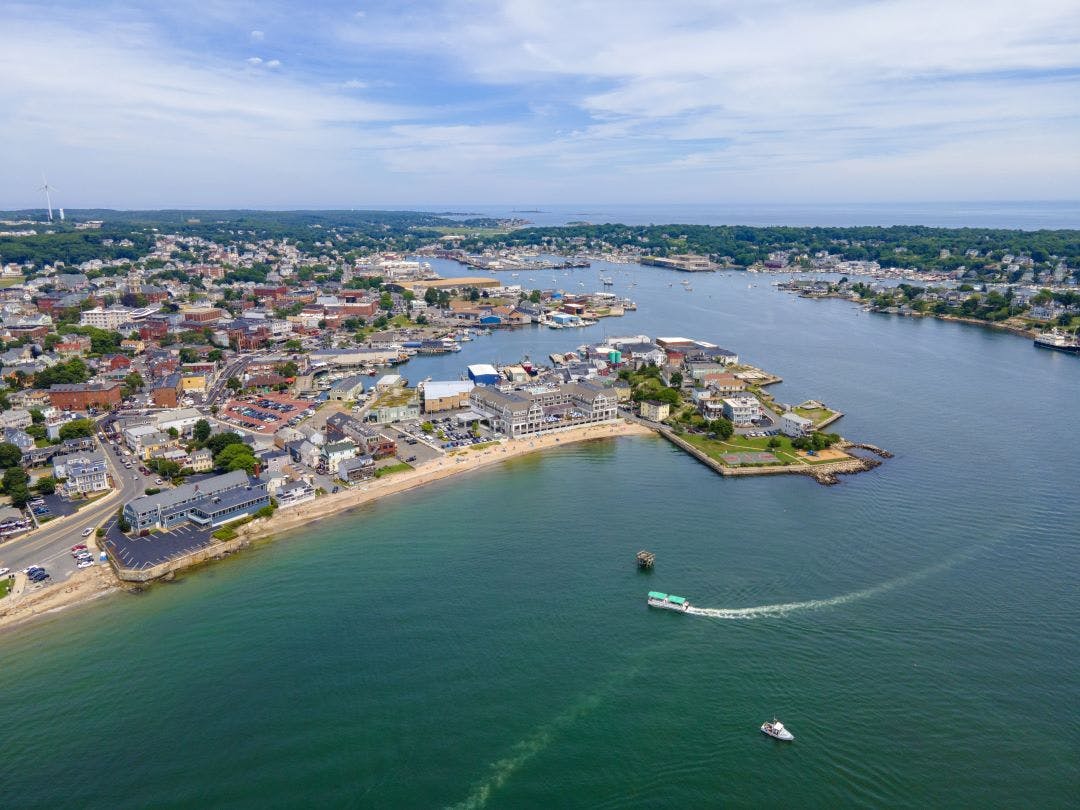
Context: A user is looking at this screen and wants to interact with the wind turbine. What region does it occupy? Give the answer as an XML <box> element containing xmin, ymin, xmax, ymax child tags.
<box><xmin>39</xmin><ymin>175</ymin><xmax>58</xmax><ymax>222</ymax></box>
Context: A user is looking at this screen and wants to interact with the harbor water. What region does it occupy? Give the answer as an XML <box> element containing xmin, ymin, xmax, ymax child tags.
<box><xmin>1</xmin><ymin>267</ymin><xmax>1078</xmax><ymax>808</ymax></box>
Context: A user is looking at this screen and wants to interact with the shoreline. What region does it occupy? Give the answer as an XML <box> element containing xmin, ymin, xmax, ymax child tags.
<box><xmin>793</xmin><ymin>290</ymin><xmax>1046</xmax><ymax>341</ymax></box>
<box><xmin>0</xmin><ymin>420</ymin><xmax>654</xmax><ymax>634</ymax></box>
<box><xmin>0</xmin><ymin>415</ymin><xmax>887</xmax><ymax>634</ymax></box>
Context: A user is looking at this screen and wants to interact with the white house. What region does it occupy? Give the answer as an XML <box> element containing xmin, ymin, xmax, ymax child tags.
<box><xmin>780</xmin><ymin>411</ymin><xmax>814</xmax><ymax>438</ymax></box>
<box><xmin>721</xmin><ymin>395</ymin><xmax>762</xmax><ymax>425</ymax></box>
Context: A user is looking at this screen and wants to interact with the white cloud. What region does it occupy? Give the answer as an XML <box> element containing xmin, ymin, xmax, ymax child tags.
<box><xmin>250</xmin><ymin>29</ymin><xmax>265</xmax><ymax>41</ymax></box>
<box><xmin>246</xmin><ymin>56</ymin><xmax>263</xmax><ymax>65</ymax></box>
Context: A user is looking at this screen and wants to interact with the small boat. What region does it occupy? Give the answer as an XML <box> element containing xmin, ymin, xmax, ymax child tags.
<box><xmin>760</xmin><ymin>719</ymin><xmax>794</xmax><ymax>741</ymax></box>
<box><xmin>647</xmin><ymin>591</ymin><xmax>690</xmax><ymax>612</ymax></box>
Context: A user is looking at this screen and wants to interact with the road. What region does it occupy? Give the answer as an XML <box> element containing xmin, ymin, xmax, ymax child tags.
<box><xmin>0</xmin><ymin>435</ymin><xmax>145</xmax><ymax>584</ymax></box>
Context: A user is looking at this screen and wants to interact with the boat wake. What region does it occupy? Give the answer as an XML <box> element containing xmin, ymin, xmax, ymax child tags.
<box><xmin>685</xmin><ymin>546</ymin><xmax>977</xmax><ymax>620</ymax></box>
<box><xmin>446</xmin><ymin>662</ymin><xmax>642</xmax><ymax>810</ymax></box>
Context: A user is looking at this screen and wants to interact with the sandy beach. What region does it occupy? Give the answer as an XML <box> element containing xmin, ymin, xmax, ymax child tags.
<box><xmin>239</xmin><ymin>419</ymin><xmax>656</xmax><ymax>541</ymax></box>
<box><xmin>0</xmin><ymin>564</ymin><xmax>120</xmax><ymax>634</ymax></box>
<box><xmin>0</xmin><ymin>420</ymin><xmax>654</xmax><ymax>634</ymax></box>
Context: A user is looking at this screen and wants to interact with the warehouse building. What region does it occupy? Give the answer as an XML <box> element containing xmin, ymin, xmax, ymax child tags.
<box><xmin>421</xmin><ymin>380</ymin><xmax>475</xmax><ymax>413</ymax></box>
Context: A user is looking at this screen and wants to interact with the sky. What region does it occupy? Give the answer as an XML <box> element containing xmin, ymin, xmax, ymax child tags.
<box><xmin>2</xmin><ymin>0</ymin><xmax>1079</xmax><ymax>208</ymax></box>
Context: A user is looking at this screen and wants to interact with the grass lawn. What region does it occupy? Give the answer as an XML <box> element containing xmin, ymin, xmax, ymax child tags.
<box><xmin>681</xmin><ymin>433</ymin><xmax>842</xmax><ymax>466</ymax></box>
<box><xmin>467</xmin><ymin>441</ymin><xmax>499</xmax><ymax>451</ymax></box>
<box><xmin>793</xmin><ymin>406</ymin><xmax>836</xmax><ymax>425</ymax></box>
<box><xmin>374</xmin><ymin>462</ymin><xmax>412</xmax><ymax>479</ymax></box>
<box><xmin>0</xmin><ymin>578</ymin><xmax>12</xmax><ymax>598</ymax></box>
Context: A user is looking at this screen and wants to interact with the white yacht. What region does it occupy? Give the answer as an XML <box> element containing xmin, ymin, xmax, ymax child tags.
<box><xmin>760</xmin><ymin>719</ymin><xmax>794</xmax><ymax>741</ymax></box>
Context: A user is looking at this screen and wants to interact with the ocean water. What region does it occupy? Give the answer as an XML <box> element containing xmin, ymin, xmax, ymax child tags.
<box><xmin>438</xmin><ymin>201</ymin><xmax>1080</xmax><ymax>230</ymax></box>
<box><xmin>1</xmin><ymin>270</ymin><xmax>1078</xmax><ymax>808</ymax></box>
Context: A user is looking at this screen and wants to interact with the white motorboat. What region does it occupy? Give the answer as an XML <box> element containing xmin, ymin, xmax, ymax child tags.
<box><xmin>760</xmin><ymin>719</ymin><xmax>794</xmax><ymax>741</ymax></box>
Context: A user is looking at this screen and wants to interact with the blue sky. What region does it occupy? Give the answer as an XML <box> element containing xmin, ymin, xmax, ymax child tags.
<box><xmin>2</xmin><ymin>0</ymin><xmax>1079</xmax><ymax>208</ymax></box>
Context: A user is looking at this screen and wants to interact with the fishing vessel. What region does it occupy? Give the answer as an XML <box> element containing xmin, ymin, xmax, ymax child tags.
<box><xmin>760</xmin><ymin>719</ymin><xmax>794</xmax><ymax>741</ymax></box>
<box><xmin>1033</xmin><ymin>328</ymin><xmax>1080</xmax><ymax>354</ymax></box>
<box><xmin>647</xmin><ymin>591</ymin><xmax>690</xmax><ymax>612</ymax></box>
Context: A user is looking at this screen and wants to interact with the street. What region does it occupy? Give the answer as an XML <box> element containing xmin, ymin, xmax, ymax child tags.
<box><xmin>0</xmin><ymin>433</ymin><xmax>144</xmax><ymax>586</ymax></box>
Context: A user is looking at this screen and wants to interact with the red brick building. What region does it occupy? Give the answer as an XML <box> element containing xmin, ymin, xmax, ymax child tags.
<box><xmin>48</xmin><ymin>382</ymin><xmax>123</xmax><ymax>410</ymax></box>
<box><xmin>151</xmin><ymin>373</ymin><xmax>183</xmax><ymax>408</ymax></box>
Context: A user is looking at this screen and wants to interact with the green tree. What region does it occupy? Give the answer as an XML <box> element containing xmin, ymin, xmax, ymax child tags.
<box><xmin>206</xmin><ymin>431</ymin><xmax>245</xmax><ymax>456</ymax></box>
<box><xmin>216</xmin><ymin>443</ymin><xmax>257</xmax><ymax>474</ymax></box>
<box><xmin>34</xmin><ymin>476</ymin><xmax>57</xmax><ymax>495</ymax></box>
<box><xmin>122</xmin><ymin>371</ymin><xmax>144</xmax><ymax>396</ymax></box>
<box><xmin>709</xmin><ymin>418</ymin><xmax>735</xmax><ymax>439</ymax></box>
<box><xmin>226</xmin><ymin>376</ymin><xmax>242</xmax><ymax>393</ymax></box>
<box><xmin>529</xmin><ymin>289</ymin><xmax>542</xmax><ymax>303</ymax></box>
<box><xmin>669</xmin><ymin>371</ymin><xmax>683</xmax><ymax>388</ymax></box>
<box><xmin>59</xmin><ymin>418</ymin><xmax>95</xmax><ymax>440</ymax></box>
<box><xmin>193</xmin><ymin>419</ymin><xmax>212</xmax><ymax>444</ymax></box>
<box><xmin>2</xmin><ymin>466</ymin><xmax>28</xmax><ymax>494</ymax></box>
<box><xmin>29</xmin><ymin>408</ymin><xmax>44</xmax><ymax>424</ymax></box>
<box><xmin>116</xmin><ymin>507</ymin><xmax>131</xmax><ymax>533</ymax></box>
<box><xmin>0</xmin><ymin>442</ymin><xmax>22</xmax><ymax>468</ymax></box>
<box><xmin>379</xmin><ymin>292</ymin><xmax>394</xmax><ymax>311</ymax></box>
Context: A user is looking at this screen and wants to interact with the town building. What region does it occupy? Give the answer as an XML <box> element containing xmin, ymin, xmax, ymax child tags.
<box><xmin>722</xmin><ymin>395</ymin><xmax>763</xmax><ymax>425</ymax></box>
<box><xmin>151</xmin><ymin>373</ymin><xmax>183</xmax><ymax>408</ymax></box>
<box><xmin>338</xmin><ymin>455</ymin><xmax>376</xmax><ymax>482</ymax></box>
<box><xmin>188</xmin><ymin>448</ymin><xmax>214</xmax><ymax>472</ymax></box>
<box><xmin>328</xmin><ymin>374</ymin><xmax>366</xmax><ymax>401</ymax></box>
<box><xmin>369</xmin><ymin>387</ymin><xmax>421</xmax><ymax>424</ymax></box>
<box><xmin>421</xmin><ymin>380</ymin><xmax>475</xmax><ymax>413</ymax></box>
<box><xmin>122</xmin><ymin>470</ymin><xmax>268</xmax><ymax>532</ymax></box>
<box><xmin>48</xmin><ymin>382</ymin><xmax>123</xmax><ymax>411</ymax></box>
<box><xmin>469</xmin><ymin>382</ymin><xmax>617</xmax><ymax>438</ymax></box>
<box><xmin>780</xmin><ymin>412</ymin><xmax>815</xmax><ymax>438</ymax></box>
<box><xmin>640</xmin><ymin>401</ymin><xmax>671</xmax><ymax>422</ymax></box>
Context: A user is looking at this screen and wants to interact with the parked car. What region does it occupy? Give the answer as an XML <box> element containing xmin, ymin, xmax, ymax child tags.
<box><xmin>77</xmin><ymin>560</ymin><xmax>94</xmax><ymax>569</ymax></box>
<box><xmin>0</xmin><ymin>567</ymin><xmax>10</xmax><ymax>577</ymax></box>
<box><xmin>81</xmin><ymin>527</ymin><xmax>94</xmax><ymax>537</ymax></box>
<box><xmin>155</xmin><ymin>478</ymin><xmax>164</xmax><ymax>485</ymax></box>
<box><xmin>71</xmin><ymin>544</ymin><xmax>87</xmax><ymax>551</ymax></box>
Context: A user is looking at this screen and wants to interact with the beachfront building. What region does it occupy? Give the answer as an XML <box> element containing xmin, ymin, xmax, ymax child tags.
<box><xmin>122</xmin><ymin>470</ymin><xmax>268</xmax><ymax>532</ymax></box>
<box><xmin>275</xmin><ymin>480</ymin><xmax>316</xmax><ymax>508</ymax></box>
<box><xmin>780</xmin><ymin>412</ymin><xmax>814</xmax><ymax>438</ymax></box>
<box><xmin>721</xmin><ymin>395</ymin><xmax>763</xmax><ymax>425</ymax></box>
<box><xmin>640</xmin><ymin>401</ymin><xmax>671</xmax><ymax>422</ymax></box>
<box><xmin>469</xmin><ymin>382</ymin><xmax>617</xmax><ymax>438</ymax></box>
<box><xmin>338</xmin><ymin>455</ymin><xmax>376</xmax><ymax>482</ymax></box>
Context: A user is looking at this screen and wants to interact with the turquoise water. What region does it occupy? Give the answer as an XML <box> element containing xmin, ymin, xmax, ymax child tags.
<box><xmin>2</xmin><ymin>271</ymin><xmax>1078</xmax><ymax>807</ymax></box>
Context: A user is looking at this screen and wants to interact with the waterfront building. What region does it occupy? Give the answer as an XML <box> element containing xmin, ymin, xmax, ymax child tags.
<box><xmin>467</xmin><ymin>364</ymin><xmax>500</xmax><ymax>385</ymax></box>
<box><xmin>469</xmin><ymin>382</ymin><xmax>617</xmax><ymax>438</ymax></box>
<box><xmin>722</xmin><ymin>395</ymin><xmax>763</xmax><ymax>425</ymax></box>
<box><xmin>328</xmin><ymin>374</ymin><xmax>367</xmax><ymax>401</ymax></box>
<box><xmin>338</xmin><ymin>455</ymin><xmax>376</xmax><ymax>482</ymax></box>
<box><xmin>780</xmin><ymin>412</ymin><xmax>815</xmax><ymax>438</ymax></box>
<box><xmin>122</xmin><ymin>470</ymin><xmax>268</xmax><ymax>532</ymax></box>
<box><xmin>640</xmin><ymin>401</ymin><xmax>671</xmax><ymax>422</ymax></box>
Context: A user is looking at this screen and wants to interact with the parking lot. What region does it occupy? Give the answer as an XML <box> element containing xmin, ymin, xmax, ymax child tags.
<box><xmin>221</xmin><ymin>393</ymin><xmax>314</xmax><ymax>433</ymax></box>
<box><xmin>101</xmin><ymin>518</ymin><xmax>216</xmax><ymax>571</ymax></box>
<box><xmin>382</xmin><ymin>424</ymin><xmax>445</xmax><ymax>465</ymax></box>
<box><xmin>395</xmin><ymin>414</ymin><xmax>498</xmax><ymax>460</ymax></box>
